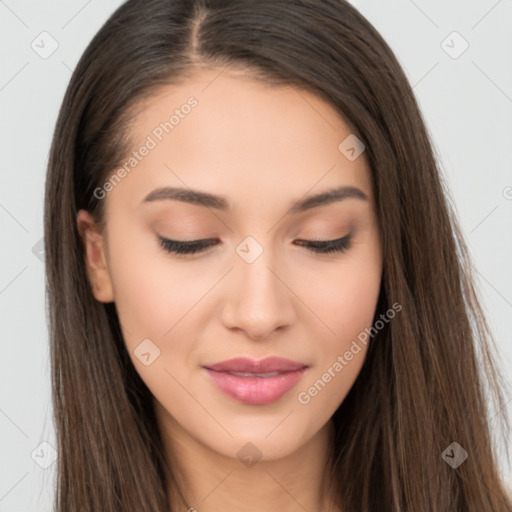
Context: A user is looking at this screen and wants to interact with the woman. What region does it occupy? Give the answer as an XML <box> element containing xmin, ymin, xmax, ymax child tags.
<box><xmin>43</xmin><ymin>0</ymin><xmax>512</xmax><ymax>510</ymax></box>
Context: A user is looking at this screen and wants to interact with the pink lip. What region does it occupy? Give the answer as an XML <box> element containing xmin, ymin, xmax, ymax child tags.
<box><xmin>202</xmin><ymin>357</ymin><xmax>308</xmax><ymax>405</ymax></box>
<box><xmin>204</xmin><ymin>356</ymin><xmax>307</xmax><ymax>373</ymax></box>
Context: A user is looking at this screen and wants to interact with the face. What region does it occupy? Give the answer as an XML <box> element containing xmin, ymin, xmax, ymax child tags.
<box><xmin>77</xmin><ymin>67</ymin><xmax>382</xmax><ymax>464</ymax></box>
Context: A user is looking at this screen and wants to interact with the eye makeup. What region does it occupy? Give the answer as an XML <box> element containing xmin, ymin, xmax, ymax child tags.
<box><xmin>157</xmin><ymin>233</ymin><xmax>353</xmax><ymax>257</ymax></box>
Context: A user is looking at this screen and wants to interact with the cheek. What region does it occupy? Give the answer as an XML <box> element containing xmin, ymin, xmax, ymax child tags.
<box><xmin>105</xmin><ymin>227</ymin><xmax>194</xmax><ymax>345</ymax></box>
<box><xmin>296</xmin><ymin>256</ymin><xmax>381</xmax><ymax>412</ymax></box>
<box><xmin>109</xmin><ymin>223</ymin><xmax>208</xmax><ymax>339</ymax></box>
<box><xmin>106</xmin><ymin>236</ymin><xmax>205</xmax><ymax>396</ymax></box>
<box><xmin>307</xmin><ymin>243</ymin><xmax>382</xmax><ymax>408</ymax></box>
<box><xmin>301</xmin><ymin>249</ymin><xmax>382</xmax><ymax>347</ymax></box>
<box><xmin>339</xmin><ymin>260</ymin><xmax>381</xmax><ymax>334</ymax></box>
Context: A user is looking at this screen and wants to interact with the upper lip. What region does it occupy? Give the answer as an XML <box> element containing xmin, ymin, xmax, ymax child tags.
<box><xmin>203</xmin><ymin>357</ymin><xmax>308</xmax><ymax>373</ymax></box>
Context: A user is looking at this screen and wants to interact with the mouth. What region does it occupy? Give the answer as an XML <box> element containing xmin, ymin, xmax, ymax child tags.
<box><xmin>202</xmin><ymin>357</ymin><xmax>308</xmax><ymax>405</ymax></box>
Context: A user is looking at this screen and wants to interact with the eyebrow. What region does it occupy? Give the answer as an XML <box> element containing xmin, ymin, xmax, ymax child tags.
<box><xmin>140</xmin><ymin>185</ymin><xmax>368</xmax><ymax>214</ymax></box>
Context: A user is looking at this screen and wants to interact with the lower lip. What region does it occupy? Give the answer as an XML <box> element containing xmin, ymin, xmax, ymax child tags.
<box><xmin>203</xmin><ymin>367</ymin><xmax>307</xmax><ymax>405</ymax></box>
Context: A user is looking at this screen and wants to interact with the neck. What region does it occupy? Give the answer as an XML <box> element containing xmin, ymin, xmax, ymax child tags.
<box><xmin>157</xmin><ymin>411</ymin><xmax>340</xmax><ymax>512</ymax></box>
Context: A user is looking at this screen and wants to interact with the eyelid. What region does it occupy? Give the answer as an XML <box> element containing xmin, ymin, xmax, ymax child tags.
<box><xmin>157</xmin><ymin>233</ymin><xmax>353</xmax><ymax>256</ymax></box>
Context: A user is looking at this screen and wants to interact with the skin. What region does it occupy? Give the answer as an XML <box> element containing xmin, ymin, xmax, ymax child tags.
<box><xmin>77</xmin><ymin>67</ymin><xmax>383</xmax><ymax>512</ymax></box>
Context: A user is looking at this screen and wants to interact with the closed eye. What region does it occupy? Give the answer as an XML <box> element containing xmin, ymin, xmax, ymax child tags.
<box><xmin>294</xmin><ymin>235</ymin><xmax>352</xmax><ymax>254</ymax></box>
<box><xmin>157</xmin><ymin>234</ymin><xmax>353</xmax><ymax>256</ymax></box>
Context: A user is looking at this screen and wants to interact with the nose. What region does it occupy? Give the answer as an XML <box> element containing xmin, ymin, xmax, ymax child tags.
<box><xmin>220</xmin><ymin>251</ymin><xmax>296</xmax><ymax>341</ymax></box>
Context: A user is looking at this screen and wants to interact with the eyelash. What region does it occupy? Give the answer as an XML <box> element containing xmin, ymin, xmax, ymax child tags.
<box><xmin>157</xmin><ymin>234</ymin><xmax>352</xmax><ymax>256</ymax></box>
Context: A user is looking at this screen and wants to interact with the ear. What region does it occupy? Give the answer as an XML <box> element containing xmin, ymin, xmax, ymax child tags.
<box><xmin>76</xmin><ymin>209</ymin><xmax>114</xmax><ymax>303</ymax></box>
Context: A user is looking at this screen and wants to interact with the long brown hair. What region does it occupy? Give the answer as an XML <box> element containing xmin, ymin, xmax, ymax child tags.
<box><xmin>43</xmin><ymin>0</ymin><xmax>512</xmax><ymax>510</ymax></box>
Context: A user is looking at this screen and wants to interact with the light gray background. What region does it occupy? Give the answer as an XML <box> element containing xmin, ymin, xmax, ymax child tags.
<box><xmin>1</xmin><ymin>0</ymin><xmax>511</xmax><ymax>510</ymax></box>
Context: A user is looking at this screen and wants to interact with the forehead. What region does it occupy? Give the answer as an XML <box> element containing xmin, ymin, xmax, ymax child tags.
<box><xmin>108</xmin><ymin>68</ymin><xmax>374</xmax><ymax>213</ymax></box>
